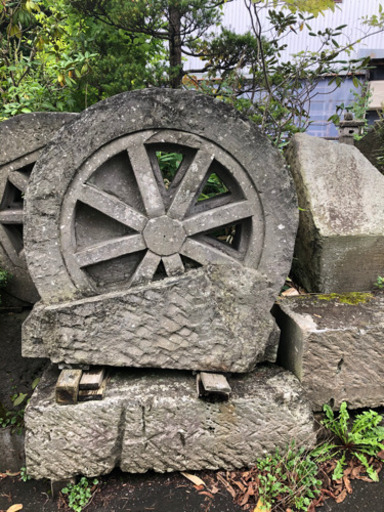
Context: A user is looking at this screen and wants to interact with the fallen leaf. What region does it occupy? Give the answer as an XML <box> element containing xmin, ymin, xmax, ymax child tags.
<box><xmin>180</xmin><ymin>472</ymin><xmax>206</xmax><ymax>488</ymax></box>
<box><xmin>210</xmin><ymin>484</ymin><xmax>219</xmax><ymax>494</ymax></box>
<box><xmin>7</xmin><ymin>505</ymin><xmax>23</xmax><ymax>512</ymax></box>
<box><xmin>343</xmin><ymin>475</ymin><xmax>352</xmax><ymax>494</ymax></box>
<box><xmin>377</xmin><ymin>450</ymin><xmax>384</xmax><ymax>460</ymax></box>
<box><xmin>217</xmin><ymin>473</ymin><xmax>237</xmax><ymax>499</ymax></box>
<box><xmin>5</xmin><ymin>472</ymin><xmax>20</xmax><ymax>477</ymax></box>
<box><xmin>335</xmin><ymin>488</ymin><xmax>347</xmax><ymax>504</ymax></box>
<box><xmin>281</xmin><ymin>287</ymin><xmax>299</xmax><ymax>296</ymax></box>
<box><xmin>198</xmin><ymin>491</ymin><xmax>214</xmax><ymax>498</ymax></box>
<box><xmin>254</xmin><ymin>497</ymin><xmax>271</xmax><ymax>512</ymax></box>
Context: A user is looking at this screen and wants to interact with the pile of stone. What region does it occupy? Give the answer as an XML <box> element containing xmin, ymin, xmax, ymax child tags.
<box><xmin>1</xmin><ymin>89</ymin><xmax>383</xmax><ymax>484</ymax></box>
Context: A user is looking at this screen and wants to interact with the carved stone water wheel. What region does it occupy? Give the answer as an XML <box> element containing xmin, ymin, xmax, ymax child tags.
<box><xmin>24</xmin><ymin>90</ymin><xmax>298</xmax><ymax>304</ymax></box>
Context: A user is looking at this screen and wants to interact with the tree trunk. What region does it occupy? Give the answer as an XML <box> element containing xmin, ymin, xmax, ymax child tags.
<box><xmin>168</xmin><ymin>5</ymin><xmax>183</xmax><ymax>88</ymax></box>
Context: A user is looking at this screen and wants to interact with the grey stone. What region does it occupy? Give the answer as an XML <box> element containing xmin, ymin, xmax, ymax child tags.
<box><xmin>356</xmin><ymin>122</ymin><xmax>384</xmax><ymax>175</ymax></box>
<box><xmin>24</xmin><ymin>89</ymin><xmax>298</xmax><ymax>305</ymax></box>
<box><xmin>25</xmin><ymin>364</ymin><xmax>316</xmax><ymax>480</ymax></box>
<box><xmin>0</xmin><ymin>427</ymin><xmax>25</xmax><ymax>472</ymax></box>
<box><xmin>285</xmin><ymin>133</ymin><xmax>384</xmax><ymax>293</ymax></box>
<box><xmin>274</xmin><ymin>294</ymin><xmax>384</xmax><ymax>411</ymax></box>
<box><xmin>23</xmin><ymin>264</ymin><xmax>279</xmax><ymax>372</ymax></box>
<box><xmin>0</xmin><ymin>309</ymin><xmax>47</xmax><ymax>411</ymax></box>
<box><xmin>0</xmin><ymin>112</ymin><xmax>78</xmax><ymax>303</ymax></box>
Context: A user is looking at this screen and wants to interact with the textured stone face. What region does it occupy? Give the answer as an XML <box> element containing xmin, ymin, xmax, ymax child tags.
<box><xmin>274</xmin><ymin>295</ymin><xmax>384</xmax><ymax>411</ymax></box>
<box><xmin>0</xmin><ymin>112</ymin><xmax>78</xmax><ymax>304</ymax></box>
<box><xmin>23</xmin><ymin>264</ymin><xmax>278</xmax><ymax>372</ymax></box>
<box><xmin>22</xmin><ymin>89</ymin><xmax>298</xmax><ymax>370</ymax></box>
<box><xmin>25</xmin><ymin>365</ymin><xmax>316</xmax><ymax>480</ymax></box>
<box><xmin>24</xmin><ymin>89</ymin><xmax>298</xmax><ymax>304</ymax></box>
<box><xmin>285</xmin><ymin>133</ymin><xmax>384</xmax><ymax>293</ymax></box>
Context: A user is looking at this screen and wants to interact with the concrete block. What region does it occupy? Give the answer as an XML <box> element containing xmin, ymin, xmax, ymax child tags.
<box><xmin>25</xmin><ymin>364</ymin><xmax>316</xmax><ymax>480</ymax></box>
<box><xmin>23</xmin><ymin>264</ymin><xmax>279</xmax><ymax>372</ymax></box>
<box><xmin>285</xmin><ymin>133</ymin><xmax>384</xmax><ymax>293</ymax></box>
<box><xmin>274</xmin><ymin>294</ymin><xmax>384</xmax><ymax>411</ymax></box>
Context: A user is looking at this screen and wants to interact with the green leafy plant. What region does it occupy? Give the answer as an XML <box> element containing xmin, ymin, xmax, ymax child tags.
<box><xmin>61</xmin><ymin>476</ymin><xmax>99</xmax><ymax>512</ymax></box>
<box><xmin>20</xmin><ymin>466</ymin><xmax>31</xmax><ymax>482</ymax></box>
<box><xmin>376</xmin><ymin>275</ymin><xmax>384</xmax><ymax>289</ymax></box>
<box><xmin>312</xmin><ymin>402</ymin><xmax>384</xmax><ymax>481</ymax></box>
<box><xmin>256</xmin><ymin>443</ymin><xmax>322</xmax><ymax>511</ymax></box>
<box><xmin>0</xmin><ymin>377</ymin><xmax>40</xmax><ymax>433</ymax></box>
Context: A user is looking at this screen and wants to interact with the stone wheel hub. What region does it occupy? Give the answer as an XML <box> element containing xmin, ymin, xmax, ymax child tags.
<box><xmin>143</xmin><ymin>216</ymin><xmax>186</xmax><ymax>256</ymax></box>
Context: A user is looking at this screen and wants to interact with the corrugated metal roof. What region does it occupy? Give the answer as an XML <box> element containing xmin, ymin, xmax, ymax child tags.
<box><xmin>185</xmin><ymin>0</ymin><xmax>384</xmax><ymax>72</ymax></box>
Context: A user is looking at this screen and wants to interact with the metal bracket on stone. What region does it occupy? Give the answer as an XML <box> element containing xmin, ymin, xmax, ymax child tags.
<box><xmin>197</xmin><ymin>372</ymin><xmax>231</xmax><ymax>401</ymax></box>
<box><xmin>56</xmin><ymin>367</ymin><xmax>107</xmax><ymax>404</ymax></box>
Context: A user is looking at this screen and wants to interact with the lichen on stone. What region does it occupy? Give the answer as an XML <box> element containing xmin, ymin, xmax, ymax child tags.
<box><xmin>316</xmin><ymin>292</ymin><xmax>373</xmax><ymax>305</ymax></box>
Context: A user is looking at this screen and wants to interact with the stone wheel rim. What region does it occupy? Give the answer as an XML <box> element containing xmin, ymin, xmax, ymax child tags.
<box><xmin>61</xmin><ymin>129</ymin><xmax>264</xmax><ymax>293</ymax></box>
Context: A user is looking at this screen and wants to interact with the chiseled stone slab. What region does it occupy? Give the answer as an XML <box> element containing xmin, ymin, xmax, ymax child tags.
<box><xmin>285</xmin><ymin>133</ymin><xmax>384</xmax><ymax>293</ymax></box>
<box><xmin>25</xmin><ymin>364</ymin><xmax>315</xmax><ymax>480</ymax></box>
<box><xmin>275</xmin><ymin>294</ymin><xmax>384</xmax><ymax>411</ymax></box>
<box><xmin>23</xmin><ymin>264</ymin><xmax>279</xmax><ymax>373</ymax></box>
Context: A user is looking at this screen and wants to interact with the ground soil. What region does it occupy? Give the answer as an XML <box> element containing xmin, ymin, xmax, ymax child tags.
<box><xmin>1</xmin><ymin>467</ymin><xmax>383</xmax><ymax>512</ymax></box>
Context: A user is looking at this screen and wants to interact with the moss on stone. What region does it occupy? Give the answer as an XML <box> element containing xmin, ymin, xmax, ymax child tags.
<box><xmin>316</xmin><ymin>292</ymin><xmax>373</xmax><ymax>305</ymax></box>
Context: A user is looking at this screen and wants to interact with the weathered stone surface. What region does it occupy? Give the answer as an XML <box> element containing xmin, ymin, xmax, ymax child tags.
<box><xmin>285</xmin><ymin>133</ymin><xmax>384</xmax><ymax>293</ymax></box>
<box><xmin>25</xmin><ymin>364</ymin><xmax>316</xmax><ymax>480</ymax></box>
<box><xmin>0</xmin><ymin>428</ymin><xmax>24</xmax><ymax>472</ymax></box>
<box><xmin>0</xmin><ymin>309</ymin><xmax>47</xmax><ymax>411</ymax></box>
<box><xmin>24</xmin><ymin>89</ymin><xmax>298</xmax><ymax>305</ymax></box>
<box><xmin>274</xmin><ymin>294</ymin><xmax>384</xmax><ymax>411</ymax></box>
<box><xmin>0</xmin><ymin>112</ymin><xmax>78</xmax><ymax>303</ymax></box>
<box><xmin>23</xmin><ymin>264</ymin><xmax>279</xmax><ymax>372</ymax></box>
<box><xmin>356</xmin><ymin>122</ymin><xmax>384</xmax><ymax>175</ymax></box>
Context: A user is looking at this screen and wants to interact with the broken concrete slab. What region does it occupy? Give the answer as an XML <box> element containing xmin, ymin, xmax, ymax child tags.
<box><xmin>285</xmin><ymin>133</ymin><xmax>384</xmax><ymax>293</ymax></box>
<box><xmin>25</xmin><ymin>364</ymin><xmax>316</xmax><ymax>480</ymax></box>
<box><xmin>23</xmin><ymin>264</ymin><xmax>279</xmax><ymax>372</ymax></box>
<box><xmin>274</xmin><ymin>293</ymin><xmax>384</xmax><ymax>411</ymax></box>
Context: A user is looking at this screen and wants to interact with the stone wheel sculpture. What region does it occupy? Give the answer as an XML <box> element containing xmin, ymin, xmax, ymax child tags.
<box><xmin>61</xmin><ymin>130</ymin><xmax>263</xmax><ymax>293</ymax></box>
<box><xmin>0</xmin><ymin>112</ymin><xmax>77</xmax><ymax>303</ymax></box>
<box><xmin>25</xmin><ymin>89</ymin><xmax>298</xmax><ymax>303</ymax></box>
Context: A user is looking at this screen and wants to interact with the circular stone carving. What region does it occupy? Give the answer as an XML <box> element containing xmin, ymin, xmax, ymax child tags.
<box><xmin>0</xmin><ymin>112</ymin><xmax>77</xmax><ymax>303</ymax></box>
<box><xmin>25</xmin><ymin>89</ymin><xmax>298</xmax><ymax>303</ymax></box>
<box><xmin>143</xmin><ymin>216</ymin><xmax>186</xmax><ymax>256</ymax></box>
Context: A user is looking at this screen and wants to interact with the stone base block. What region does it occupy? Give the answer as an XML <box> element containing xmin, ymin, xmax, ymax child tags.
<box><xmin>274</xmin><ymin>294</ymin><xmax>384</xmax><ymax>411</ymax></box>
<box><xmin>23</xmin><ymin>265</ymin><xmax>279</xmax><ymax>373</ymax></box>
<box><xmin>25</xmin><ymin>365</ymin><xmax>315</xmax><ymax>480</ymax></box>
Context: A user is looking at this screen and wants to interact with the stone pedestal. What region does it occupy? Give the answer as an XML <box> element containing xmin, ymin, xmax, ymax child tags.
<box><xmin>25</xmin><ymin>365</ymin><xmax>315</xmax><ymax>480</ymax></box>
<box><xmin>274</xmin><ymin>294</ymin><xmax>384</xmax><ymax>411</ymax></box>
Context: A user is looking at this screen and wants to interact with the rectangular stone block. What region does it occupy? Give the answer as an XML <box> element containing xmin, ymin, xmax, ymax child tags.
<box><xmin>22</xmin><ymin>265</ymin><xmax>279</xmax><ymax>373</ymax></box>
<box><xmin>24</xmin><ymin>365</ymin><xmax>315</xmax><ymax>480</ymax></box>
<box><xmin>285</xmin><ymin>134</ymin><xmax>384</xmax><ymax>293</ymax></box>
<box><xmin>274</xmin><ymin>294</ymin><xmax>384</xmax><ymax>411</ymax></box>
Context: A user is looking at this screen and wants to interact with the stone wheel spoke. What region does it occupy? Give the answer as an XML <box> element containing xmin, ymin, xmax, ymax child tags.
<box><xmin>182</xmin><ymin>201</ymin><xmax>253</xmax><ymax>237</ymax></box>
<box><xmin>162</xmin><ymin>254</ymin><xmax>185</xmax><ymax>277</ymax></box>
<box><xmin>127</xmin><ymin>144</ymin><xmax>165</xmax><ymax>218</ymax></box>
<box><xmin>8</xmin><ymin>171</ymin><xmax>29</xmax><ymax>193</ymax></box>
<box><xmin>167</xmin><ymin>148</ymin><xmax>215</xmax><ymax>220</ymax></box>
<box><xmin>0</xmin><ymin>209</ymin><xmax>23</xmax><ymax>224</ymax></box>
<box><xmin>75</xmin><ymin>234</ymin><xmax>146</xmax><ymax>268</ymax></box>
<box><xmin>80</xmin><ymin>184</ymin><xmax>148</xmax><ymax>232</ymax></box>
<box><xmin>129</xmin><ymin>251</ymin><xmax>162</xmax><ymax>287</ymax></box>
<box><xmin>180</xmin><ymin>238</ymin><xmax>240</xmax><ymax>266</ymax></box>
